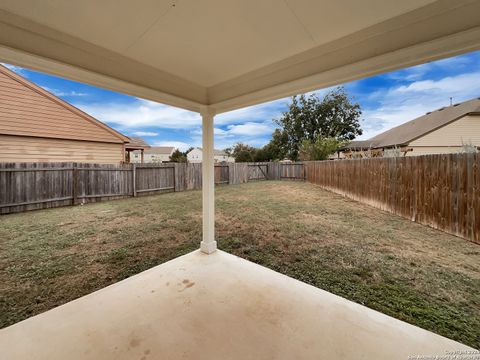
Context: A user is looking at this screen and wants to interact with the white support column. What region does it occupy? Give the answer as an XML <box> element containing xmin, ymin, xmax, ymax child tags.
<box><xmin>200</xmin><ymin>108</ymin><xmax>217</xmax><ymax>254</ymax></box>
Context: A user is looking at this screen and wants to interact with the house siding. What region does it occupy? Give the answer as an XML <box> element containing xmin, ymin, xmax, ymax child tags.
<box><xmin>0</xmin><ymin>135</ymin><xmax>124</xmax><ymax>163</ymax></box>
<box><xmin>0</xmin><ymin>69</ymin><xmax>123</xmax><ymax>144</ymax></box>
<box><xmin>187</xmin><ymin>148</ymin><xmax>235</xmax><ymax>163</ymax></box>
<box><xmin>131</xmin><ymin>151</ymin><xmax>172</xmax><ymax>163</ymax></box>
<box><xmin>187</xmin><ymin>148</ymin><xmax>203</xmax><ymax>163</ymax></box>
<box><xmin>409</xmin><ymin>114</ymin><xmax>480</xmax><ymax>148</ymax></box>
<box><xmin>407</xmin><ymin>146</ymin><xmax>465</xmax><ymax>156</ymax></box>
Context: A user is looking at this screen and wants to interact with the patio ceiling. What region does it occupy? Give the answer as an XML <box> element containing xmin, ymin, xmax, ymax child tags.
<box><xmin>0</xmin><ymin>0</ymin><xmax>480</xmax><ymax>113</ymax></box>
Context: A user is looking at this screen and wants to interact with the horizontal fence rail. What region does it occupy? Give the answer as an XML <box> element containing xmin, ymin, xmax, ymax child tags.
<box><xmin>2</xmin><ymin>155</ymin><xmax>476</xmax><ymax>244</ymax></box>
<box><xmin>0</xmin><ymin>162</ymin><xmax>304</xmax><ymax>214</ymax></box>
<box><xmin>304</xmin><ymin>153</ymin><xmax>479</xmax><ymax>244</ymax></box>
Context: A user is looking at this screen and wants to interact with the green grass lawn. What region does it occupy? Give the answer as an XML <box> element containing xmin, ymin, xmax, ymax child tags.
<box><xmin>1</xmin><ymin>181</ymin><xmax>479</xmax><ymax>348</ymax></box>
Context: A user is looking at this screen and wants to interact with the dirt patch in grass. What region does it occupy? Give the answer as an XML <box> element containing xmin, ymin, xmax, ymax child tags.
<box><xmin>1</xmin><ymin>181</ymin><xmax>479</xmax><ymax>348</ymax></box>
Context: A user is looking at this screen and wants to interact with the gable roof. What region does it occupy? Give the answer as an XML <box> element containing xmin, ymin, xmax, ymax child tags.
<box><xmin>189</xmin><ymin>147</ymin><xmax>228</xmax><ymax>156</ymax></box>
<box><xmin>125</xmin><ymin>137</ymin><xmax>150</xmax><ymax>150</ymax></box>
<box><xmin>214</xmin><ymin>149</ymin><xmax>228</xmax><ymax>156</ymax></box>
<box><xmin>144</xmin><ymin>146</ymin><xmax>175</xmax><ymax>155</ymax></box>
<box><xmin>346</xmin><ymin>98</ymin><xmax>480</xmax><ymax>149</ymax></box>
<box><xmin>0</xmin><ymin>64</ymin><xmax>129</xmax><ymax>144</ymax></box>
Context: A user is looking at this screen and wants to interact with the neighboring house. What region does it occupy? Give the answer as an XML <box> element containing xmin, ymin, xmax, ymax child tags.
<box><xmin>187</xmin><ymin>147</ymin><xmax>235</xmax><ymax>163</ymax></box>
<box><xmin>125</xmin><ymin>137</ymin><xmax>151</xmax><ymax>163</ymax></box>
<box><xmin>341</xmin><ymin>98</ymin><xmax>480</xmax><ymax>158</ymax></box>
<box><xmin>0</xmin><ymin>64</ymin><xmax>130</xmax><ymax>163</ymax></box>
<box><xmin>131</xmin><ymin>146</ymin><xmax>175</xmax><ymax>163</ymax></box>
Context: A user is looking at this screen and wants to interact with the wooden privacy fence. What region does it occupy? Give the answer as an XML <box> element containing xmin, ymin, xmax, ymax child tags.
<box><xmin>280</xmin><ymin>163</ymin><xmax>305</xmax><ymax>180</ymax></box>
<box><xmin>0</xmin><ymin>162</ymin><xmax>304</xmax><ymax>214</ymax></box>
<box><xmin>248</xmin><ymin>163</ymin><xmax>268</xmax><ymax>181</ymax></box>
<box><xmin>305</xmin><ymin>153</ymin><xmax>480</xmax><ymax>244</ymax></box>
<box><xmin>1</xmin><ymin>156</ymin><xmax>478</xmax><ymax>243</ymax></box>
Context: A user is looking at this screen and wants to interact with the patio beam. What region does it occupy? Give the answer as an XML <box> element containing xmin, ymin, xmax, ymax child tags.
<box><xmin>200</xmin><ymin>107</ymin><xmax>217</xmax><ymax>254</ymax></box>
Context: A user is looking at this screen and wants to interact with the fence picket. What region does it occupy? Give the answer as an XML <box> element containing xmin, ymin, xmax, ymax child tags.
<box><xmin>304</xmin><ymin>154</ymin><xmax>479</xmax><ymax>244</ymax></box>
<box><xmin>1</xmin><ymin>156</ymin><xmax>477</xmax><ymax>244</ymax></box>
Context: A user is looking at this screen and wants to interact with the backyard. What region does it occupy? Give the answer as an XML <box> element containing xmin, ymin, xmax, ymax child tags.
<box><xmin>0</xmin><ymin>181</ymin><xmax>479</xmax><ymax>348</ymax></box>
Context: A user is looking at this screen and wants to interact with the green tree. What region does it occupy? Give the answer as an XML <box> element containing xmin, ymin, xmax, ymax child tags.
<box><xmin>169</xmin><ymin>149</ymin><xmax>187</xmax><ymax>162</ymax></box>
<box><xmin>231</xmin><ymin>143</ymin><xmax>256</xmax><ymax>162</ymax></box>
<box><xmin>253</xmin><ymin>147</ymin><xmax>269</xmax><ymax>162</ymax></box>
<box><xmin>298</xmin><ymin>135</ymin><xmax>344</xmax><ymax>161</ymax></box>
<box><xmin>274</xmin><ymin>87</ymin><xmax>362</xmax><ymax>160</ymax></box>
<box><xmin>262</xmin><ymin>129</ymin><xmax>288</xmax><ymax>161</ymax></box>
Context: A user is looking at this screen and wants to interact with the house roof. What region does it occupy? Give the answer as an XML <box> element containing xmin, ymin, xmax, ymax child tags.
<box><xmin>214</xmin><ymin>150</ymin><xmax>228</xmax><ymax>156</ymax></box>
<box><xmin>144</xmin><ymin>146</ymin><xmax>175</xmax><ymax>155</ymax></box>
<box><xmin>342</xmin><ymin>140</ymin><xmax>375</xmax><ymax>150</ymax></box>
<box><xmin>344</xmin><ymin>97</ymin><xmax>480</xmax><ymax>149</ymax></box>
<box><xmin>125</xmin><ymin>137</ymin><xmax>151</xmax><ymax>150</ymax></box>
<box><xmin>0</xmin><ymin>64</ymin><xmax>129</xmax><ymax>144</ymax></box>
<box><xmin>190</xmin><ymin>147</ymin><xmax>228</xmax><ymax>156</ymax></box>
<box><xmin>1</xmin><ymin>2</ymin><xmax>479</xmax><ymax>113</ymax></box>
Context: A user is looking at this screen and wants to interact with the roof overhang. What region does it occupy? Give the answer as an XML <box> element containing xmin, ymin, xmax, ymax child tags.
<box><xmin>125</xmin><ymin>145</ymin><xmax>151</xmax><ymax>151</ymax></box>
<box><xmin>0</xmin><ymin>1</ymin><xmax>479</xmax><ymax>114</ymax></box>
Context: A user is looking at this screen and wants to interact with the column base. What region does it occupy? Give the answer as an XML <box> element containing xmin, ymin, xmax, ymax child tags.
<box><xmin>200</xmin><ymin>240</ymin><xmax>217</xmax><ymax>254</ymax></box>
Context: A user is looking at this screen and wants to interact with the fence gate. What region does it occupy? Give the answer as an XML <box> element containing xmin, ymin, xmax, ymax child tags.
<box><xmin>280</xmin><ymin>163</ymin><xmax>305</xmax><ymax>180</ymax></box>
<box><xmin>247</xmin><ymin>163</ymin><xmax>268</xmax><ymax>181</ymax></box>
<box><xmin>214</xmin><ymin>165</ymin><xmax>229</xmax><ymax>184</ymax></box>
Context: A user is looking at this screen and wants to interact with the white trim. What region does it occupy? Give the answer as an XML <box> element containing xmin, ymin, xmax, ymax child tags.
<box><xmin>200</xmin><ymin>108</ymin><xmax>217</xmax><ymax>254</ymax></box>
<box><xmin>0</xmin><ymin>45</ymin><xmax>204</xmax><ymax>113</ymax></box>
<box><xmin>211</xmin><ymin>26</ymin><xmax>480</xmax><ymax>113</ymax></box>
<box><xmin>1</xmin><ymin>1</ymin><xmax>480</xmax><ymax>114</ymax></box>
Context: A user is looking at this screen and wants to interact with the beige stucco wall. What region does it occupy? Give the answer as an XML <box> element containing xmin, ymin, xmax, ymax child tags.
<box><xmin>0</xmin><ymin>135</ymin><xmax>124</xmax><ymax>163</ymax></box>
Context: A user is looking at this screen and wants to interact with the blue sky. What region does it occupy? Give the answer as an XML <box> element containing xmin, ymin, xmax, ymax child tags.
<box><xmin>3</xmin><ymin>50</ymin><xmax>480</xmax><ymax>151</ymax></box>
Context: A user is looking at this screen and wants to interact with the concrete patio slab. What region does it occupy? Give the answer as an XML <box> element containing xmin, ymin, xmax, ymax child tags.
<box><xmin>0</xmin><ymin>250</ymin><xmax>474</xmax><ymax>359</ymax></box>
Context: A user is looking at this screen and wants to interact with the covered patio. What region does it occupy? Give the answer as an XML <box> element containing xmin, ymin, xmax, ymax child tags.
<box><xmin>1</xmin><ymin>0</ymin><xmax>479</xmax><ymax>357</ymax></box>
<box><xmin>0</xmin><ymin>250</ymin><xmax>473</xmax><ymax>359</ymax></box>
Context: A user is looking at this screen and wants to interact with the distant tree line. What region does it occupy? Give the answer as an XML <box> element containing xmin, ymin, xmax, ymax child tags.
<box><xmin>167</xmin><ymin>87</ymin><xmax>362</xmax><ymax>163</ymax></box>
<box><xmin>226</xmin><ymin>87</ymin><xmax>363</xmax><ymax>162</ymax></box>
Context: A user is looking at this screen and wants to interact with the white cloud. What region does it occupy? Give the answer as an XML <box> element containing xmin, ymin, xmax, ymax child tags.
<box><xmin>213</xmin><ymin>136</ymin><xmax>269</xmax><ymax>150</ymax></box>
<box><xmin>384</xmin><ymin>55</ymin><xmax>475</xmax><ymax>82</ymax></box>
<box><xmin>395</xmin><ymin>73</ymin><xmax>480</xmax><ymax>94</ymax></box>
<box><xmin>131</xmin><ymin>131</ymin><xmax>159</xmax><ymax>137</ymax></box>
<box><xmin>226</xmin><ymin>122</ymin><xmax>275</xmax><ymax>136</ymax></box>
<box><xmin>1</xmin><ymin>63</ymin><xmax>26</xmax><ymax>75</ymax></box>
<box><xmin>214</xmin><ymin>128</ymin><xmax>228</xmax><ymax>136</ymax></box>
<box><xmin>214</xmin><ymin>87</ymin><xmax>334</xmax><ymax>126</ymax></box>
<box><xmin>216</xmin><ymin>98</ymin><xmax>289</xmax><ymax>125</ymax></box>
<box><xmin>74</xmin><ymin>96</ymin><xmax>280</xmax><ymax>150</ymax></box>
<box><xmin>385</xmin><ymin>63</ymin><xmax>432</xmax><ymax>82</ymax></box>
<box><xmin>75</xmin><ymin>98</ymin><xmax>201</xmax><ymax>130</ymax></box>
<box><xmin>42</xmin><ymin>86</ymin><xmax>88</xmax><ymax>97</ymax></box>
<box><xmin>359</xmin><ymin>71</ymin><xmax>480</xmax><ymax>139</ymax></box>
<box><xmin>152</xmin><ymin>141</ymin><xmax>192</xmax><ymax>152</ymax></box>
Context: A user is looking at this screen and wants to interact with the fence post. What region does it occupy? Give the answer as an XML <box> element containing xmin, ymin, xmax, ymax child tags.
<box><xmin>228</xmin><ymin>163</ymin><xmax>232</xmax><ymax>185</ymax></box>
<box><xmin>132</xmin><ymin>163</ymin><xmax>137</xmax><ymax>197</ymax></box>
<box><xmin>72</xmin><ymin>164</ymin><xmax>77</xmax><ymax>205</ymax></box>
<box><xmin>173</xmin><ymin>164</ymin><xmax>177</xmax><ymax>192</ymax></box>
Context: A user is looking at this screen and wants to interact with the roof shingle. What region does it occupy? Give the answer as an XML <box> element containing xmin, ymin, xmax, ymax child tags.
<box><xmin>346</xmin><ymin>98</ymin><xmax>480</xmax><ymax>149</ymax></box>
